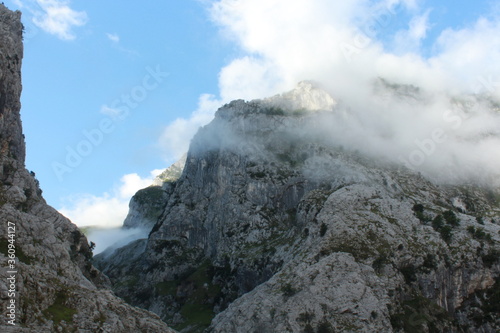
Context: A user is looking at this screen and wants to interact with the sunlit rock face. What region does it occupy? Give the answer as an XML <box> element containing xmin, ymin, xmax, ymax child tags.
<box><xmin>0</xmin><ymin>4</ymin><xmax>174</xmax><ymax>332</ymax></box>
<box><xmin>98</xmin><ymin>81</ymin><xmax>500</xmax><ymax>332</ymax></box>
<box><xmin>264</xmin><ymin>81</ymin><xmax>337</xmax><ymax>111</ymax></box>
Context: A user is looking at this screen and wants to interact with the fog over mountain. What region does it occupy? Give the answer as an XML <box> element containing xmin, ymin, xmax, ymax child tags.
<box><xmin>161</xmin><ymin>0</ymin><xmax>500</xmax><ymax>188</ymax></box>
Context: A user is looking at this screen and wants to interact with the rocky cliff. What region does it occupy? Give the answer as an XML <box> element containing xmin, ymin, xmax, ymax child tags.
<box><xmin>122</xmin><ymin>155</ymin><xmax>186</xmax><ymax>231</ymax></box>
<box><xmin>0</xmin><ymin>5</ymin><xmax>175</xmax><ymax>332</ymax></box>
<box><xmin>96</xmin><ymin>82</ymin><xmax>500</xmax><ymax>332</ymax></box>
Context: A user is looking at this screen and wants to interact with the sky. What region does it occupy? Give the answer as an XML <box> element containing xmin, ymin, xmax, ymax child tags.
<box><xmin>3</xmin><ymin>0</ymin><xmax>500</xmax><ymax>232</ymax></box>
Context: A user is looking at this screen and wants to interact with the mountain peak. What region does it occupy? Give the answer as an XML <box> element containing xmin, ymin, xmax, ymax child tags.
<box><xmin>264</xmin><ymin>80</ymin><xmax>337</xmax><ymax>112</ymax></box>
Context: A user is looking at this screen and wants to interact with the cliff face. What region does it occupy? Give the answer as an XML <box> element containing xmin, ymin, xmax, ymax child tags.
<box><xmin>0</xmin><ymin>5</ymin><xmax>174</xmax><ymax>332</ymax></box>
<box><xmin>122</xmin><ymin>156</ymin><xmax>186</xmax><ymax>231</ymax></box>
<box><xmin>97</xmin><ymin>83</ymin><xmax>500</xmax><ymax>332</ymax></box>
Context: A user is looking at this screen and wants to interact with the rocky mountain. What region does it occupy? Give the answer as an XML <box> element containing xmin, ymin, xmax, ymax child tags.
<box><xmin>96</xmin><ymin>80</ymin><xmax>500</xmax><ymax>332</ymax></box>
<box><xmin>0</xmin><ymin>5</ymin><xmax>175</xmax><ymax>332</ymax></box>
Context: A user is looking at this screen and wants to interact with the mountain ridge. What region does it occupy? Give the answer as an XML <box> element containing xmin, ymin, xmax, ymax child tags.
<box><xmin>97</xmin><ymin>84</ymin><xmax>500</xmax><ymax>332</ymax></box>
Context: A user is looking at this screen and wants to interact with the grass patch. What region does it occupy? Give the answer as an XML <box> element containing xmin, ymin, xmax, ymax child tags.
<box><xmin>175</xmin><ymin>303</ymin><xmax>214</xmax><ymax>332</ymax></box>
<box><xmin>466</xmin><ymin>226</ymin><xmax>493</xmax><ymax>243</ymax></box>
<box><xmin>156</xmin><ymin>280</ymin><xmax>178</xmax><ymax>296</ymax></box>
<box><xmin>170</xmin><ymin>260</ymin><xmax>222</xmax><ymax>332</ymax></box>
<box><xmin>42</xmin><ymin>291</ymin><xmax>77</xmax><ymax>325</ymax></box>
<box><xmin>133</xmin><ymin>186</ymin><xmax>165</xmax><ymax>205</ymax></box>
<box><xmin>0</xmin><ymin>238</ymin><xmax>33</xmax><ymax>264</ymax></box>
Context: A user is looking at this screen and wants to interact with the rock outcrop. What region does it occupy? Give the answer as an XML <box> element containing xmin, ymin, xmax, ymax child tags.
<box><xmin>123</xmin><ymin>155</ymin><xmax>186</xmax><ymax>231</ymax></box>
<box><xmin>97</xmin><ymin>81</ymin><xmax>500</xmax><ymax>332</ymax></box>
<box><xmin>0</xmin><ymin>4</ymin><xmax>175</xmax><ymax>332</ymax></box>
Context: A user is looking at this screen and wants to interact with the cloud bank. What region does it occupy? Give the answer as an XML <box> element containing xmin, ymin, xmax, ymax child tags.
<box><xmin>160</xmin><ymin>0</ymin><xmax>500</xmax><ymax>186</ymax></box>
<box><xmin>59</xmin><ymin>170</ymin><xmax>162</xmax><ymax>228</ymax></box>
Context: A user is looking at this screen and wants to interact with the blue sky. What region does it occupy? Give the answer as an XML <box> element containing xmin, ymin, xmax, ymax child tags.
<box><xmin>3</xmin><ymin>0</ymin><xmax>500</xmax><ymax>230</ymax></box>
<box><xmin>9</xmin><ymin>1</ymin><xmax>230</xmax><ymax>200</ymax></box>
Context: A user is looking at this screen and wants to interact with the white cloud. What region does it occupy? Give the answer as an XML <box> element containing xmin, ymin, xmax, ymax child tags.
<box><xmin>12</xmin><ymin>0</ymin><xmax>26</xmax><ymax>8</ymax></box>
<box><xmin>430</xmin><ymin>18</ymin><xmax>500</xmax><ymax>94</ymax></box>
<box><xmin>156</xmin><ymin>0</ymin><xmax>500</xmax><ymax>185</ymax></box>
<box><xmin>392</xmin><ymin>10</ymin><xmax>431</xmax><ymax>54</ymax></box>
<box><xmin>159</xmin><ymin>93</ymin><xmax>222</xmax><ymax>159</ymax></box>
<box><xmin>85</xmin><ymin>227</ymin><xmax>149</xmax><ymax>254</ymax></box>
<box><xmin>106</xmin><ymin>32</ymin><xmax>120</xmax><ymax>43</ymax></box>
<box><xmin>59</xmin><ymin>170</ymin><xmax>160</xmax><ymax>228</ymax></box>
<box><xmin>30</xmin><ymin>0</ymin><xmax>87</xmax><ymax>40</ymax></box>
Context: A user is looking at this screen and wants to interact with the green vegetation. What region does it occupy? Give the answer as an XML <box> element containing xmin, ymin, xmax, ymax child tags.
<box><xmin>248</xmin><ymin>170</ymin><xmax>267</xmax><ymax>179</ymax></box>
<box><xmin>276</xmin><ymin>153</ymin><xmax>301</xmax><ymax>167</ymax></box>
<box><xmin>178</xmin><ymin>303</ymin><xmax>214</xmax><ymax>332</ymax></box>
<box><xmin>291</xmin><ymin>109</ymin><xmax>308</xmax><ymax>117</ymax></box>
<box><xmin>297</xmin><ymin>311</ymin><xmax>315</xmax><ymax>324</ymax></box>
<box><xmin>443</xmin><ymin>210</ymin><xmax>460</xmax><ymax>226</ymax></box>
<box><xmin>390</xmin><ymin>294</ymin><xmax>452</xmax><ymax>333</ymax></box>
<box><xmin>0</xmin><ymin>238</ymin><xmax>33</xmax><ymax>264</ymax></box>
<box><xmin>170</xmin><ymin>261</ymin><xmax>222</xmax><ymax>333</ymax></box>
<box><xmin>481</xmin><ymin>277</ymin><xmax>500</xmax><ymax>317</ymax></box>
<box><xmin>421</xmin><ymin>254</ymin><xmax>437</xmax><ymax>273</ymax></box>
<box><xmin>263</xmin><ymin>106</ymin><xmax>286</xmax><ymax>116</ymax></box>
<box><xmin>431</xmin><ymin>211</ymin><xmax>460</xmax><ymax>244</ymax></box>
<box><xmin>400</xmin><ymin>264</ymin><xmax>418</xmax><ymax>284</ymax></box>
<box><xmin>42</xmin><ymin>291</ymin><xmax>77</xmax><ymax>325</ymax></box>
<box><xmin>412</xmin><ymin>204</ymin><xmax>425</xmax><ymax>222</ymax></box>
<box><xmin>320</xmin><ymin>228</ymin><xmax>391</xmax><ymax>264</ymax></box>
<box><xmin>320</xmin><ymin>240</ymin><xmax>372</xmax><ymax>261</ymax></box>
<box><xmin>317</xmin><ymin>320</ymin><xmax>335</xmax><ymax>333</ymax></box>
<box><xmin>133</xmin><ymin>186</ymin><xmax>165</xmax><ymax>206</ymax></box>
<box><xmin>481</xmin><ymin>249</ymin><xmax>500</xmax><ymax>268</ymax></box>
<box><xmin>95</xmin><ymin>312</ymin><xmax>107</xmax><ymax>325</ymax></box>
<box><xmin>280</xmin><ymin>282</ymin><xmax>298</xmax><ymax>297</ymax></box>
<box><xmin>372</xmin><ymin>253</ymin><xmax>390</xmax><ymax>272</ymax></box>
<box><xmin>431</xmin><ymin>215</ymin><xmax>444</xmax><ymax>230</ymax></box>
<box><xmin>438</xmin><ymin>225</ymin><xmax>453</xmax><ymax>243</ymax></box>
<box><xmin>320</xmin><ymin>223</ymin><xmax>328</xmax><ymax>237</ymax></box>
<box><xmin>156</xmin><ymin>281</ymin><xmax>178</xmax><ymax>296</ymax></box>
<box><xmin>304</xmin><ymin>323</ymin><xmax>315</xmax><ymax>333</ymax></box>
<box><xmin>467</xmin><ymin>226</ymin><xmax>493</xmax><ymax>243</ymax></box>
<box><xmin>461</xmin><ymin>276</ymin><xmax>500</xmax><ymax>327</ymax></box>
